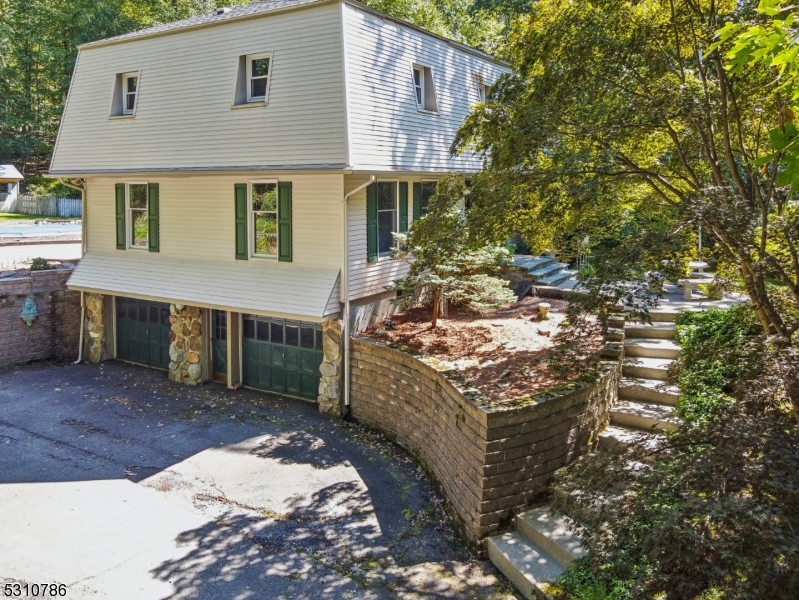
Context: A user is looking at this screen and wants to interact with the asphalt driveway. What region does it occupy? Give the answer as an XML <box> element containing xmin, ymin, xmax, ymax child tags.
<box><xmin>0</xmin><ymin>361</ymin><xmax>516</xmax><ymax>599</ymax></box>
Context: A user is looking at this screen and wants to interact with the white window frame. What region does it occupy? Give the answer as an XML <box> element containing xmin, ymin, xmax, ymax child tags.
<box><xmin>248</xmin><ymin>180</ymin><xmax>279</xmax><ymax>259</ymax></box>
<box><xmin>412</xmin><ymin>66</ymin><xmax>424</xmax><ymax>108</ymax></box>
<box><xmin>376</xmin><ymin>179</ymin><xmax>399</xmax><ymax>259</ymax></box>
<box><xmin>125</xmin><ymin>181</ymin><xmax>149</xmax><ymax>250</ymax></box>
<box><xmin>122</xmin><ymin>72</ymin><xmax>139</xmax><ymax>115</ymax></box>
<box><xmin>246</xmin><ymin>52</ymin><xmax>273</xmax><ymax>104</ymax></box>
<box><xmin>473</xmin><ymin>73</ymin><xmax>487</xmax><ymax>104</ymax></box>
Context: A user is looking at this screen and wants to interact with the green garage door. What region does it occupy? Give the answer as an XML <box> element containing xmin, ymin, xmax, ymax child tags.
<box><xmin>116</xmin><ymin>298</ymin><xmax>171</xmax><ymax>369</ymax></box>
<box><xmin>242</xmin><ymin>315</ymin><xmax>323</xmax><ymax>400</ymax></box>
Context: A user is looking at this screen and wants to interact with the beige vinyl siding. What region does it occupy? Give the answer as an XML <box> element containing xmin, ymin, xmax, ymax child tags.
<box><xmin>346</xmin><ymin>175</ymin><xmax>411</xmax><ymax>301</ymax></box>
<box><xmin>343</xmin><ymin>5</ymin><xmax>509</xmax><ymax>172</ymax></box>
<box><xmin>51</xmin><ymin>2</ymin><xmax>346</xmax><ymax>173</ymax></box>
<box><xmin>86</xmin><ymin>173</ymin><xmax>342</xmax><ymax>268</ymax></box>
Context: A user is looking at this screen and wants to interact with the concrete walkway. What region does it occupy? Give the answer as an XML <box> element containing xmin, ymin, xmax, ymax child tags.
<box><xmin>0</xmin><ymin>361</ymin><xmax>516</xmax><ymax>600</ymax></box>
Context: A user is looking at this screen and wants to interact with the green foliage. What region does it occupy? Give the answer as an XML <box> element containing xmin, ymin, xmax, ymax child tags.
<box><xmin>29</xmin><ymin>257</ymin><xmax>53</xmax><ymax>271</ymax></box>
<box><xmin>556</xmin><ymin>559</ymin><xmax>631</xmax><ymax>600</ymax></box>
<box><xmin>389</xmin><ymin>175</ymin><xmax>515</xmax><ymax>326</ymax></box>
<box><xmin>555</xmin><ymin>306</ymin><xmax>799</xmax><ymax>599</ymax></box>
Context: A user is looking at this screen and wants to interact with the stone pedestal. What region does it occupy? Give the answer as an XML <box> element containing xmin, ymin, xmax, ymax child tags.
<box><xmin>168</xmin><ymin>304</ymin><xmax>204</xmax><ymax>385</ymax></box>
<box><xmin>85</xmin><ymin>293</ymin><xmax>105</xmax><ymax>363</ymax></box>
<box><xmin>318</xmin><ymin>319</ymin><xmax>343</xmax><ymax>415</ymax></box>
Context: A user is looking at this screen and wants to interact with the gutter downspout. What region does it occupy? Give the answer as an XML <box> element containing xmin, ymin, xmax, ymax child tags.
<box><xmin>59</xmin><ymin>178</ymin><xmax>86</xmax><ymax>363</ymax></box>
<box><xmin>342</xmin><ymin>175</ymin><xmax>375</xmax><ymax>413</ymax></box>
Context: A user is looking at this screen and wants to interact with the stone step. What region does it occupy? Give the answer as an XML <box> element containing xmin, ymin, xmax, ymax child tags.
<box><xmin>623</xmin><ymin>357</ymin><xmax>672</xmax><ymax>380</ymax></box>
<box><xmin>516</xmin><ymin>507</ymin><xmax>585</xmax><ymax>566</ymax></box>
<box><xmin>647</xmin><ymin>310</ymin><xmax>680</xmax><ymax>323</ymax></box>
<box><xmin>618</xmin><ymin>377</ymin><xmax>679</xmax><ymax>405</ymax></box>
<box><xmin>624</xmin><ymin>322</ymin><xmax>676</xmax><ymax>339</ymax></box>
<box><xmin>487</xmin><ymin>531</ymin><xmax>567</xmax><ymax>600</ymax></box>
<box><xmin>598</xmin><ymin>424</ymin><xmax>664</xmax><ymax>451</ymax></box>
<box><xmin>624</xmin><ymin>338</ymin><xmax>680</xmax><ymax>359</ymax></box>
<box><xmin>611</xmin><ymin>399</ymin><xmax>680</xmax><ymax>432</ymax></box>
<box><xmin>513</xmin><ymin>255</ymin><xmax>554</xmax><ymax>271</ymax></box>
<box><xmin>529</xmin><ymin>262</ymin><xmax>570</xmax><ymax>281</ymax></box>
<box><xmin>538</xmin><ymin>269</ymin><xmax>576</xmax><ymax>287</ymax></box>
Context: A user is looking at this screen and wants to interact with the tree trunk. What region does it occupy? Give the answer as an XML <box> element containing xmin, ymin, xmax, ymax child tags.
<box><xmin>431</xmin><ymin>289</ymin><xmax>441</xmax><ymax>329</ymax></box>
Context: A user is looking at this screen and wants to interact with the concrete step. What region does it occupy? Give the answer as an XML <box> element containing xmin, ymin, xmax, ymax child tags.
<box><xmin>513</xmin><ymin>255</ymin><xmax>554</xmax><ymax>271</ymax></box>
<box><xmin>647</xmin><ymin>310</ymin><xmax>680</xmax><ymax>323</ymax></box>
<box><xmin>611</xmin><ymin>399</ymin><xmax>680</xmax><ymax>432</ymax></box>
<box><xmin>598</xmin><ymin>424</ymin><xmax>664</xmax><ymax>451</ymax></box>
<box><xmin>619</xmin><ymin>377</ymin><xmax>679</xmax><ymax>405</ymax></box>
<box><xmin>539</xmin><ymin>269</ymin><xmax>576</xmax><ymax>287</ymax></box>
<box><xmin>624</xmin><ymin>322</ymin><xmax>675</xmax><ymax>339</ymax></box>
<box><xmin>487</xmin><ymin>532</ymin><xmax>567</xmax><ymax>600</ymax></box>
<box><xmin>529</xmin><ymin>262</ymin><xmax>570</xmax><ymax>281</ymax></box>
<box><xmin>623</xmin><ymin>357</ymin><xmax>672</xmax><ymax>380</ymax></box>
<box><xmin>516</xmin><ymin>507</ymin><xmax>585</xmax><ymax>566</ymax></box>
<box><xmin>624</xmin><ymin>338</ymin><xmax>680</xmax><ymax>359</ymax></box>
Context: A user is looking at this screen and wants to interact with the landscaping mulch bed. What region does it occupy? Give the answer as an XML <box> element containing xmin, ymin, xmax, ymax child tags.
<box><xmin>361</xmin><ymin>296</ymin><xmax>604</xmax><ymax>403</ymax></box>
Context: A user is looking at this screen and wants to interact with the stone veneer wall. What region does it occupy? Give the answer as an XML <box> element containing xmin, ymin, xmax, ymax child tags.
<box><xmin>168</xmin><ymin>304</ymin><xmax>204</xmax><ymax>385</ymax></box>
<box><xmin>84</xmin><ymin>292</ymin><xmax>105</xmax><ymax>363</ymax></box>
<box><xmin>318</xmin><ymin>319</ymin><xmax>343</xmax><ymax>415</ymax></box>
<box><xmin>349</xmin><ymin>337</ymin><xmax>623</xmax><ymax>551</ymax></box>
<box><xmin>0</xmin><ymin>269</ymin><xmax>81</xmax><ymax>367</ymax></box>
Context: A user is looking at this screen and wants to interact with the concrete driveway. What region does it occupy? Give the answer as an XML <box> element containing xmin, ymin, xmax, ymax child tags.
<box><xmin>0</xmin><ymin>361</ymin><xmax>516</xmax><ymax>599</ymax></box>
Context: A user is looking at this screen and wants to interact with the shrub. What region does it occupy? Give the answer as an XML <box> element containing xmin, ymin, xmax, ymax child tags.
<box><xmin>30</xmin><ymin>257</ymin><xmax>53</xmax><ymax>271</ymax></box>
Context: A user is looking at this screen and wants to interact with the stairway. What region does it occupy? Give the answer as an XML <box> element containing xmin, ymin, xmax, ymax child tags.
<box><xmin>512</xmin><ymin>255</ymin><xmax>577</xmax><ymax>288</ymax></box>
<box><xmin>488</xmin><ymin>309</ymin><xmax>684</xmax><ymax>598</ymax></box>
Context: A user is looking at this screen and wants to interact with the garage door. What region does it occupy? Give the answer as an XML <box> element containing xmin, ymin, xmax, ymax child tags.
<box><xmin>116</xmin><ymin>298</ymin><xmax>171</xmax><ymax>369</ymax></box>
<box><xmin>242</xmin><ymin>315</ymin><xmax>323</xmax><ymax>400</ymax></box>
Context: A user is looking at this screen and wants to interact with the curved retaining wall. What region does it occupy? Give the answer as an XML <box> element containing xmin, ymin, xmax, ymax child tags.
<box><xmin>349</xmin><ymin>337</ymin><xmax>622</xmax><ymax>550</ymax></box>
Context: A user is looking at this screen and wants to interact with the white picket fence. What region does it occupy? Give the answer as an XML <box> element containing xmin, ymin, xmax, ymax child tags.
<box><xmin>0</xmin><ymin>194</ymin><xmax>82</xmax><ymax>217</ymax></box>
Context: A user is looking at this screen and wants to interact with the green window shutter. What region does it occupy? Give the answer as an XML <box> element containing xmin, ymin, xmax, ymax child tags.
<box><xmin>413</xmin><ymin>182</ymin><xmax>422</xmax><ymax>221</ymax></box>
<box><xmin>115</xmin><ymin>183</ymin><xmax>126</xmax><ymax>250</ymax></box>
<box><xmin>399</xmin><ymin>182</ymin><xmax>408</xmax><ymax>233</ymax></box>
<box><xmin>366</xmin><ymin>182</ymin><xmax>378</xmax><ymax>263</ymax></box>
<box><xmin>235</xmin><ymin>183</ymin><xmax>248</xmax><ymax>260</ymax></box>
<box><xmin>147</xmin><ymin>183</ymin><xmax>159</xmax><ymax>253</ymax></box>
<box><xmin>278</xmin><ymin>181</ymin><xmax>293</xmax><ymax>262</ymax></box>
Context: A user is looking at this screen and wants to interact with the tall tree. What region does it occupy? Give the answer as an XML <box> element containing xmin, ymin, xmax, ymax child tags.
<box><xmin>453</xmin><ymin>0</ymin><xmax>799</xmax><ymax>415</ymax></box>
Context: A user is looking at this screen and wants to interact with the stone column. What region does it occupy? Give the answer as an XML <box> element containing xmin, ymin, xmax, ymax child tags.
<box><xmin>318</xmin><ymin>319</ymin><xmax>343</xmax><ymax>415</ymax></box>
<box><xmin>85</xmin><ymin>293</ymin><xmax>105</xmax><ymax>363</ymax></box>
<box><xmin>168</xmin><ymin>304</ymin><xmax>204</xmax><ymax>385</ymax></box>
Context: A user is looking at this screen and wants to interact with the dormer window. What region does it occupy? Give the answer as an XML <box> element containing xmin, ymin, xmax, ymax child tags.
<box><xmin>110</xmin><ymin>71</ymin><xmax>140</xmax><ymax>118</ymax></box>
<box><xmin>411</xmin><ymin>63</ymin><xmax>438</xmax><ymax>113</ymax></box>
<box><xmin>233</xmin><ymin>52</ymin><xmax>273</xmax><ymax>107</ymax></box>
<box><xmin>247</xmin><ymin>53</ymin><xmax>271</xmax><ymax>102</ymax></box>
<box><xmin>123</xmin><ymin>73</ymin><xmax>138</xmax><ymax>114</ymax></box>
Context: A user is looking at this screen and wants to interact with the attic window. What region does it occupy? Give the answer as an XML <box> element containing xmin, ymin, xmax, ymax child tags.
<box><xmin>233</xmin><ymin>52</ymin><xmax>273</xmax><ymax>107</ymax></box>
<box><xmin>411</xmin><ymin>64</ymin><xmax>438</xmax><ymax>113</ymax></box>
<box><xmin>473</xmin><ymin>74</ymin><xmax>488</xmax><ymax>103</ymax></box>
<box><xmin>110</xmin><ymin>71</ymin><xmax>139</xmax><ymax>117</ymax></box>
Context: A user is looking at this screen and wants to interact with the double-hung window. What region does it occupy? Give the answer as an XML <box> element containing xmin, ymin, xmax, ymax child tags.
<box><xmin>128</xmin><ymin>183</ymin><xmax>149</xmax><ymax>248</ymax></box>
<box><xmin>234</xmin><ymin>181</ymin><xmax>292</xmax><ymax>261</ymax></box>
<box><xmin>115</xmin><ymin>181</ymin><xmax>159</xmax><ymax>252</ymax></box>
<box><xmin>123</xmin><ymin>72</ymin><xmax>138</xmax><ymax>114</ymax></box>
<box><xmin>411</xmin><ymin>63</ymin><xmax>438</xmax><ymax>113</ymax></box>
<box><xmin>413</xmin><ymin>67</ymin><xmax>424</xmax><ymax>107</ymax></box>
<box><xmin>377</xmin><ymin>181</ymin><xmax>398</xmax><ymax>258</ymax></box>
<box><xmin>250</xmin><ymin>182</ymin><xmax>278</xmax><ymax>257</ymax></box>
<box><xmin>246</xmin><ymin>53</ymin><xmax>272</xmax><ymax>103</ymax></box>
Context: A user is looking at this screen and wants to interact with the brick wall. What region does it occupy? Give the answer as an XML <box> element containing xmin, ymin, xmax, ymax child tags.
<box><xmin>349</xmin><ymin>337</ymin><xmax>621</xmax><ymax>551</ymax></box>
<box><xmin>0</xmin><ymin>269</ymin><xmax>81</xmax><ymax>367</ymax></box>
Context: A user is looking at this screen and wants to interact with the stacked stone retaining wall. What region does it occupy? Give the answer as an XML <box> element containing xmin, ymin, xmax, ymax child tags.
<box><xmin>349</xmin><ymin>337</ymin><xmax>622</xmax><ymax>551</ymax></box>
<box><xmin>0</xmin><ymin>269</ymin><xmax>81</xmax><ymax>367</ymax></box>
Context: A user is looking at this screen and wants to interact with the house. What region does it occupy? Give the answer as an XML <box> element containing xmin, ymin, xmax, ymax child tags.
<box><xmin>48</xmin><ymin>0</ymin><xmax>508</xmax><ymax>412</ymax></box>
<box><xmin>0</xmin><ymin>165</ymin><xmax>23</xmax><ymax>207</ymax></box>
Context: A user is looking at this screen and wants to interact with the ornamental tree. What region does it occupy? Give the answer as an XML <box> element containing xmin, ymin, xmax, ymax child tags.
<box><xmin>389</xmin><ymin>175</ymin><xmax>515</xmax><ymax>328</ymax></box>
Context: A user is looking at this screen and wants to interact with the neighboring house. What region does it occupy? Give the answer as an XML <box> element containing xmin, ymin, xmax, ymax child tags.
<box><xmin>0</xmin><ymin>165</ymin><xmax>23</xmax><ymax>207</ymax></box>
<box><xmin>49</xmin><ymin>0</ymin><xmax>508</xmax><ymax>408</ymax></box>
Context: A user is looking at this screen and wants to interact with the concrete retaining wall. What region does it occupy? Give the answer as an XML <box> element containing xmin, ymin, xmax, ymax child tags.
<box><xmin>0</xmin><ymin>269</ymin><xmax>81</xmax><ymax>367</ymax></box>
<box><xmin>349</xmin><ymin>337</ymin><xmax>621</xmax><ymax>551</ymax></box>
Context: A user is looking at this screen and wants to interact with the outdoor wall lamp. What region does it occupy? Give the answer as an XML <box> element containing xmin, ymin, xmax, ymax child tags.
<box><xmin>21</xmin><ymin>297</ymin><xmax>38</xmax><ymax>326</ymax></box>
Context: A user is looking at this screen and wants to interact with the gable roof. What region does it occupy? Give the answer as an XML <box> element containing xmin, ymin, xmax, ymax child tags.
<box><xmin>77</xmin><ymin>0</ymin><xmax>501</xmax><ymax>63</ymax></box>
<box><xmin>0</xmin><ymin>165</ymin><xmax>23</xmax><ymax>181</ymax></box>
